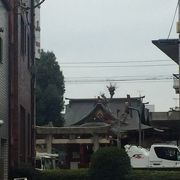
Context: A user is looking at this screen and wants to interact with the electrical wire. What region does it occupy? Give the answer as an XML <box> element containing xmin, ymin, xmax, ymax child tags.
<box><xmin>167</xmin><ymin>0</ymin><xmax>179</xmax><ymax>39</ymax></box>
<box><xmin>60</xmin><ymin>59</ymin><xmax>170</xmax><ymax>65</ymax></box>
<box><xmin>66</xmin><ymin>74</ymin><xmax>172</xmax><ymax>79</ymax></box>
<box><xmin>33</xmin><ymin>0</ymin><xmax>46</xmax><ymax>9</ymax></box>
<box><xmin>25</xmin><ymin>0</ymin><xmax>46</xmax><ymax>10</ymax></box>
<box><xmin>65</xmin><ymin>76</ymin><xmax>173</xmax><ymax>84</ymax></box>
<box><xmin>61</xmin><ymin>64</ymin><xmax>176</xmax><ymax>68</ymax></box>
<box><xmin>65</xmin><ymin>79</ymin><xmax>172</xmax><ymax>84</ymax></box>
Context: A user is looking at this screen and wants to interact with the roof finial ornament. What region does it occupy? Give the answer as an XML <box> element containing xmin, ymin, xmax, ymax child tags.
<box><xmin>107</xmin><ymin>83</ymin><xmax>117</xmax><ymax>99</ymax></box>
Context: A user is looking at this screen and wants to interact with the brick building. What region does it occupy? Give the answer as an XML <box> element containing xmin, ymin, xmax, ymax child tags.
<box><xmin>8</xmin><ymin>0</ymin><xmax>35</xmax><ymax>169</ymax></box>
<box><xmin>0</xmin><ymin>0</ymin><xmax>35</xmax><ymax>178</ymax></box>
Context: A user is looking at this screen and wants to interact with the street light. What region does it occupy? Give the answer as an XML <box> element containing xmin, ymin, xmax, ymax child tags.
<box><xmin>116</xmin><ymin>109</ymin><xmax>121</xmax><ymax>148</ymax></box>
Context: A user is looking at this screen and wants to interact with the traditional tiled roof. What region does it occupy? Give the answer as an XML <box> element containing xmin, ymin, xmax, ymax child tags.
<box><xmin>64</xmin><ymin>97</ymin><xmax>151</xmax><ymax>132</ymax></box>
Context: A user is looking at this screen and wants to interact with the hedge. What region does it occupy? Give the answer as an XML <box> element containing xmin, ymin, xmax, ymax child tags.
<box><xmin>38</xmin><ymin>169</ymin><xmax>88</xmax><ymax>180</ymax></box>
<box><xmin>9</xmin><ymin>167</ymin><xmax>180</xmax><ymax>180</ymax></box>
<box><xmin>89</xmin><ymin>147</ymin><xmax>131</xmax><ymax>180</ymax></box>
<box><xmin>39</xmin><ymin>169</ymin><xmax>180</xmax><ymax>180</ymax></box>
<box><xmin>131</xmin><ymin>170</ymin><xmax>180</xmax><ymax>180</ymax></box>
<box><xmin>9</xmin><ymin>166</ymin><xmax>40</xmax><ymax>180</ymax></box>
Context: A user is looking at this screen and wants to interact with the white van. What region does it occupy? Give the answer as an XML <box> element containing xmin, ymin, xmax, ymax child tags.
<box><xmin>35</xmin><ymin>152</ymin><xmax>58</xmax><ymax>170</ymax></box>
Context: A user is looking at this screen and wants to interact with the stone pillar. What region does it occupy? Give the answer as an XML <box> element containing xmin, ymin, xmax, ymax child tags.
<box><xmin>80</xmin><ymin>144</ymin><xmax>84</xmax><ymax>166</ymax></box>
<box><xmin>46</xmin><ymin>134</ymin><xmax>53</xmax><ymax>153</ymax></box>
<box><xmin>93</xmin><ymin>134</ymin><xmax>99</xmax><ymax>152</ymax></box>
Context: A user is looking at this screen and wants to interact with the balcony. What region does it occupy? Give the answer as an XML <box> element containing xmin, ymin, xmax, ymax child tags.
<box><xmin>173</xmin><ymin>74</ymin><xmax>179</xmax><ymax>94</ymax></box>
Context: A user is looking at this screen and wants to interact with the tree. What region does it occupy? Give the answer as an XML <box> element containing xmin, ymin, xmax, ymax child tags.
<box><xmin>36</xmin><ymin>50</ymin><xmax>65</xmax><ymax>126</ymax></box>
<box><xmin>89</xmin><ymin>147</ymin><xmax>131</xmax><ymax>180</ymax></box>
<box><xmin>107</xmin><ymin>83</ymin><xmax>117</xmax><ymax>99</ymax></box>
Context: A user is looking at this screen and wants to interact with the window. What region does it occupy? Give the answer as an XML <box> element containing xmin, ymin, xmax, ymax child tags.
<box><xmin>20</xmin><ymin>105</ymin><xmax>26</xmax><ymax>162</ymax></box>
<box><xmin>36</xmin><ymin>20</ymin><xmax>40</xmax><ymax>31</ymax></box>
<box><xmin>154</xmin><ymin>147</ymin><xmax>180</xmax><ymax>161</ymax></box>
<box><xmin>35</xmin><ymin>159</ymin><xmax>42</xmax><ymax>169</ymax></box>
<box><xmin>27</xmin><ymin>36</ymin><xmax>30</xmax><ymax>68</ymax></box>
<box><xmin>21</xmin><ymin>17</ymin><xmax>26</xmax><ymax>56</ymax></box>
<box><xmin>27</xmin><ymin>113</ymin><xmax>31</xmax><ymax>156</ymax></box>
<box><xmin>0</xmin><ymin>37</ymin><xmax>2</xmax><ymax>63</ymax></box>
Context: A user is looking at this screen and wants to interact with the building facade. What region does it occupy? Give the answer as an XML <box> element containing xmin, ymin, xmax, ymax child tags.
<box><xmin>0</xmin><ymin>1</ymin><xmax>9</xmax><ymax>179</ymax></box>
<box><xmin>8</xmin><ymin>0</ymin><xmax>35</xmax><ymax>172</ymax></box>
<box><xmin>151</xmin><ymin>39</ymin><xmax>180</xmax><ymax>144</ymax></box>
<box><xmin>34</xmin><ymin>0</ymin><xmax>40</xmax><ymax>59</ymax></box>
<box><xmin>0</xmin><ymin>0</ymin><xmax>38</xmax><ymax>178</ymax></box>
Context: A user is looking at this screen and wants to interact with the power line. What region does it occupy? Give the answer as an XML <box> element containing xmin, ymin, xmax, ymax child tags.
<box><xmin>167</xmin><ymin>0</ymin><xmax>179</xmax><ymax>39</ymax></box>
<box><xmin>61</xmin><ymin>64</ymin><xmax>176</xmax><ymax>68</ymax></box>
<box><xmin>65</xmin><ymin>74</ymin><xmax>172</xmax><ymax>79</ymax></box>
<box><xmin>60</xmin><ymin>59</ymin><xmax>170</xmax><ymax>65</ymax></box>
<box><xmin>65</xmin><ymin>80</ymin><xmax>172</xmax><ymax>84</ymax></box>
<box><xmin>65</xmin><ymin>77</ymin><xmax>172</xmax><ymax>84</ymax></box>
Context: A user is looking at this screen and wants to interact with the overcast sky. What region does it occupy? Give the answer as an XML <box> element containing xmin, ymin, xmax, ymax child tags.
<box><xmin>41</xmin><ymin>0</ymin><xmax>179</xmax><ymax>111</ymax></box>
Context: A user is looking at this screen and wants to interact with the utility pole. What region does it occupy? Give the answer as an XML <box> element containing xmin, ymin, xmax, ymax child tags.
<box><xmin>116</xmin><ymin>109</ymin><xmax>121</xmax><ymax>148</ymax></box>
<box><xmin>129</xmin><ymin>107</ymin><xmax>141</xmax><ymax>146</ymax></box>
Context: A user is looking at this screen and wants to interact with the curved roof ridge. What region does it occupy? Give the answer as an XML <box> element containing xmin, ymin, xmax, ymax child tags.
<box><xmin>73</xmin><ymin>102</ymin><xmax>117</xmax><ymax>125</ymax></box>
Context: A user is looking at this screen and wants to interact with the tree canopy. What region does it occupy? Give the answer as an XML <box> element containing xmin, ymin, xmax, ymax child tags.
<box><xmin>36</xmin><ymin>50</ymin><xmax>65</xmax><ymax>126</ymax></box>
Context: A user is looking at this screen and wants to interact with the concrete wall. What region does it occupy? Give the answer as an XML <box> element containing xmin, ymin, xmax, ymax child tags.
<box><xmin>0</xmin><ymin>1</ymin><xmax>9</xmax><ymax>179</ymax></box>
<box><xmin>151</xmin><ymin>111</ymin><xmax>180</xmax><ymax>121</ymax></box>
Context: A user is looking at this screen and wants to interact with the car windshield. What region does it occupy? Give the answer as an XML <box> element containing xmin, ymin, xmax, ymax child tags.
<box><xmin>154</xmin><ymin>147</ymin><xmax>180</xmax><ymax>161</ymax></box>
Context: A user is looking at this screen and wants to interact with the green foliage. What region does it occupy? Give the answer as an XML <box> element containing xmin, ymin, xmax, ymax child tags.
<box><xmin>89</xmin><ymin>147</ymin><xmax>131</xmax><ymax>180</ymax></box>
<box><xmin>131</xmin><ymin>170</ymin><xmax>180</xmax><ymax>180</ymax></box>
<box><xmin>9</xmin><ymin>168</ymin><xmax>180</xmax><ymax>180</ymax></box>
<box><xmin>36</xmin><ymin>50</ymin><xmax>65</xmax><ymax>126</ymax></box>
<box><xmin>9</xmin><ymin>166</ymin><xmax>41</xmax><ymax>180</ymax></box>
<box><xmin>37</xmin><ymin>169</ymin><xmax>88</xmax><ymax>180</ymax></box>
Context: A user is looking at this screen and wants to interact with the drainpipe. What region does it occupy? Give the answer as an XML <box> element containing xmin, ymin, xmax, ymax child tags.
<box><xmin>177</xmin><ymin>0</ymin><xmax>180</xmax><ymax>110</ymax></box>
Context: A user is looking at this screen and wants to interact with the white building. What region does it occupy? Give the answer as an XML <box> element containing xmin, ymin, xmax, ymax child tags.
<box><xmin>145</xmin><ymin>104</ymin><xmax>155</xmax><ymax>112</ymax></box>
<box><xmin>35</xmin><ymin>0</ymin><xmax>41</xmax><ymax>59</ymax></box>
<box><xmin>0</xmin><ymin>1</ymin><xmax>9</xmax><ymax>179</ymax></box>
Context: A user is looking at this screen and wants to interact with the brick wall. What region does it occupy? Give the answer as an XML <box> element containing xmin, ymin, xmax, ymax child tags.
<box><xmin>9</xmin><ymin>0</ymin><xmax>35</xmax><ymax>169</ymax></box>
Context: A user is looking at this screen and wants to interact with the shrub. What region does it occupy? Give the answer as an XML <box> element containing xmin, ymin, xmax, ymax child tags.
<box><xmin>131</xmin><ymin>170</ymin><xmax>180</xmax><ymax>180</ymax></box>
<box><xmin>9</xmin><ymin>166</ymin><xmax>40</xmax><ymax>180</ymax></box>
<box><xmin>88</xmin><ymin>147</ymin><xmax>131</xmax><ymax>180</ymax></box>
<box><xmin>40</xmin><ymin>169</ymin><xmax>88</xmax><ymax>180</ymax></box>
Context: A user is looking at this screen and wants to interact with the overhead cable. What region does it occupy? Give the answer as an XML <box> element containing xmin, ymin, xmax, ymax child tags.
<box><xmin>61</xmin><ymin>64</ymin><xmax>176</xmax><ymax>68</ymax></box>
<box><xmin>60</xmin><ymin>59</ymin><xmax>170</xmax><ymax>65</ymax></box>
